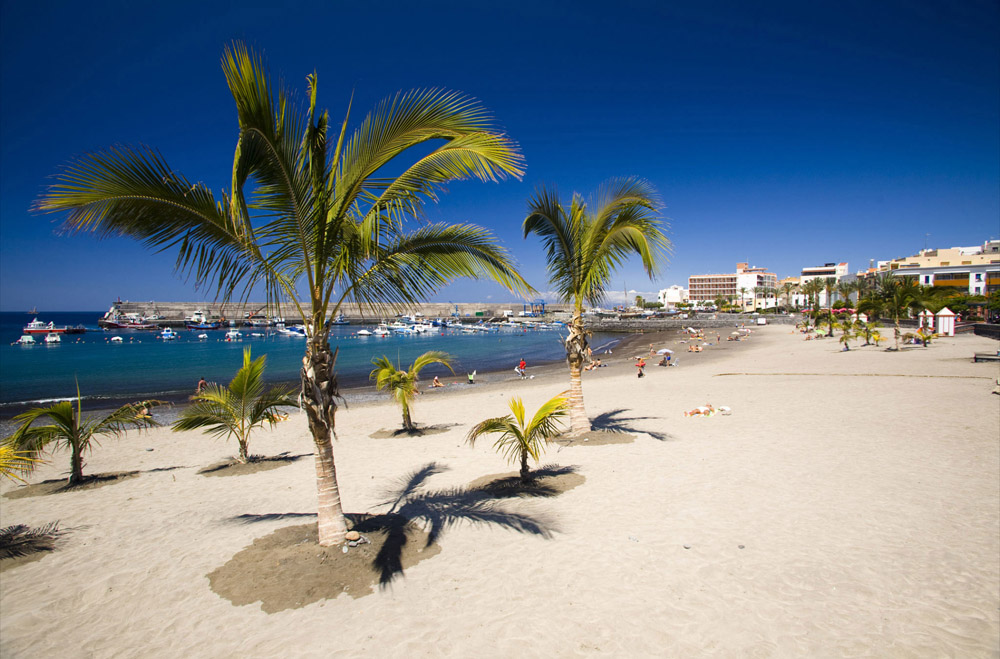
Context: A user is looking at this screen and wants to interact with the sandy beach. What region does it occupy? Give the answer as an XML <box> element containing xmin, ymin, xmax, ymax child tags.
<box><xmin>2</xmin><ymin>326</ymin><xmax>998</xmax><ymax>657</ymax></box>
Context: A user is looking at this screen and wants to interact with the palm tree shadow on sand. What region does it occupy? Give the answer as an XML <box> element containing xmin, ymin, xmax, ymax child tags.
<box><xmin>211</xmin><ymin>462</ymin><xmax>561</xmax><ymax>612</ymax></box>
<box><xmin>589</xmin><ymin>408</ymin><xmax>672</xmax><ymax>442</ymax></box>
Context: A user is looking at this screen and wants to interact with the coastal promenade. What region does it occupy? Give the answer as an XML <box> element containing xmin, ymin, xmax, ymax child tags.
<box><xmin>3</xmin><ymin>327</ymin><xmax>998</xmax><ymax>657</ymax></box>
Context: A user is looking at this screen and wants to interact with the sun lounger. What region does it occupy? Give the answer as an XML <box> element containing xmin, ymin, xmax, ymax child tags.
<box><xmin>973</xmin><ymin>352</ymin><xmax>1000</xmax><ymax>363</ymax></box>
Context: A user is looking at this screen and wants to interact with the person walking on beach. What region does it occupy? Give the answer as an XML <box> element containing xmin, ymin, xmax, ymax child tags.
<box><xmin>196</xmin><ymin>377</ymin><xmax>207</xmax><ymax>394</ymax></box>
<box><xmin>516</xmin><ymin>358</ymin><xmax>527</xmax><ymax>379</ymax></box>
<box><xmin>636</xmin><ymin>357</ymin><xmax>646</xmax><ymax>378</ymax></box>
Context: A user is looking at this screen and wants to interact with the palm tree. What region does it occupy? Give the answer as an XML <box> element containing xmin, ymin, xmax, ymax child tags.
<box><xmin>822</xmin><ymin>278</ymin><xmax>838</xmax><ymax>336</ymax></box>
<box><xmin>738</xmin><ymin>286</ymin><xmax>749</xmax><ymax>312</ymax></box>
<box><xmin>836</xmin><ymin>281</ymin><xmax>854</xmax><ymax>309</ymax></box>
<box><xmin>881</xmin><ymin>277</ymin><xmax>923</xmax><ymax>350</ymax></box>
<box><xmin>800</xmin><ymin>279</ymin><xmax>823</xmax><ymax>326</ymax></box>
<box><xmin>466</xmin><ymin>393</ymin><xmax>568</xmax><ymax>484</ymax></box>
<box><xmin>5</xmin><ymin>388</ymin><xmax>162</xmax><ymax>485</ymax></box>
<box><xmin>780</xmin><ymin>281</ymin><xmax>798</xmax><ymax>311</ymax></box>
<box><xmin>370</xmin><ymin>351</ymin><xmax>453</xmax><ymax>432</ymax></box>
<box><xmin>836</xmin><ymin>319</ymin><xmax>855</xmax><ymax>351</ymax></box>
<box><xmin>523</xmin><ymin>179</ymin><xmax>669</xmax><ymax>436</ymax></box>
<box><xmin>0</xmin><ymin>443</ymin><xmax>41</xmax><ymax>484</ymax></box>
<box><xmin>855</xmin><ymin>318</ymin><xmax>882</xmax><ymax>346</ymax></box>
<box><xmin>752</xmin><ymin>286</ymin><xmax>765</xmax><ymax>312</ymax></box>
<box><xmin>34</xmin><ymin>44</ymin><xmax>529</xmax><ymax>546</ymax></box>
<box><xmin>173</xmin><ymin>347</ymin><xmax>297</xmax><ymax>463</ymax></box>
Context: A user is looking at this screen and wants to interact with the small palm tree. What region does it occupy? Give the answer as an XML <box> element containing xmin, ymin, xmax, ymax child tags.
<box><xmin>173</xmin><ymin>347</ymin><xmax>297</xmax><ymax>463</ymax></box>
<box><xmin>5</xmin><ymin>388</ymin><xmax>162</xmax><ymax>485</ymax></box>
<box><xmin>466</xmin><ymin>393</ymin><xmax>568</xmax><ymax>484</ymax></box>
<box><xmin>370</xmin><ymin>351</ymin><xmax>453</xmax><ymax>432</ymax></box>
<box><xmin>871</xmin><ymin>329</ymin><xmax>883</xmax><ymax>347</ymax></box>
<box><xmin>856</xmin><ymin>318</ymin><xmax>882</xmax><ymax>346</ymax></box>
<box><xmin>836</xmin><ymin>320</ymin><xmax>855</xmax><ymax>351</ymax></box>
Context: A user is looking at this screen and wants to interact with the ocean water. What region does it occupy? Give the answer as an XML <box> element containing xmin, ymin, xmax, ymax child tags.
<box><xmin>0</xmin><ymin>312</ymin><xmax>620</xmax><ymax>419</ymax></box>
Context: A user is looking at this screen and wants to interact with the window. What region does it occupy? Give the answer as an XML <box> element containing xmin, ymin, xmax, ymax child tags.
<box><xmin>924</xmin><ymin>276</ymin><xmax>931</xmax><ymax>284</ymax></box>
<box><xmin>975</xmin><ymin>273</ymin><xmax>982</xmax><ymax>281</ymax></box>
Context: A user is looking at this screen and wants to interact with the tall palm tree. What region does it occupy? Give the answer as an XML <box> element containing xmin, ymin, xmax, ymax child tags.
<box><xmin>752</xmin><ymin>286</ymin><xmax>765</xmax><ymax>312</ymax></box>
<box><xmin>523</xmin><ymin>179</ymin><xmax>669</xmax><ymax>436</ymax></box>
<box><xmin>370</xmin><ymin>351</ymin><xmax>453</xmax><ymax>432</ymax></box>
<box><xmin>780</xmin><ymin>281</ymin><xmax>797</xmax><ymax>311</ymax></box>
<box><xmin>738</xmin><ymin>286</ymin><xmax>749</xmax><ymax>312</ymax></box>
<box><xmin>5</xmin><ymin>388</ymin><xmax>162</xmax><ymax>485</ymax></box>
<box><xmin>822</xmin><ymin>277</ymin><xmax>838</xmax><ymax>336</ymax></box>
<box><xmin>34</xmin><ymin>44</ymin><xmax>529</xmax><ymax>545</ymax></box>
<box><xmin>836</xmin><ymin>281</ymin><xmax>854</xmax><ymax>308</ymax></box>
<box><xmin>466</xmin><ymin>393</ymin><xmax>568</xmax><ymax>484</ymax></box>
<box><xmin>173</xmin><ymin>347</ymin><xmax>298</xmax><ymax>463</ymax></box>
<box><xmin>800</xmin><ymin>279</ymin><xmax>823</xmax><ymax>325</ymax></box>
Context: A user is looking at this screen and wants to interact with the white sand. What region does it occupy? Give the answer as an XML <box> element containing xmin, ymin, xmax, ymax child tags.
<box><xmin>2</xmin><ymin>327</ymin><xmax>998</xmax><ymax>657</ymax></box>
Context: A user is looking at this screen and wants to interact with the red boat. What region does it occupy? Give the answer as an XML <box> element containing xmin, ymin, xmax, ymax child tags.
<box><xmin>23</xmin><ymin>318</ymin><xmax>70</xmax><ymax>334</ymax></box>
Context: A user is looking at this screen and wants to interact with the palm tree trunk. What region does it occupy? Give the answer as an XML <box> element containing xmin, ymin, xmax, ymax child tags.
<box><xmin>237</xmin><ymin>438</ymin><xmax>249</xmax><ymax>463</ymax></box>
<box><xmin>69</xmin><ymin>443</ymin><xmax>84</xmax><ymax>485</ymax></box>
<box><xmin>402</xmin><ymin>405</ymin><xmax>414</xmax><ymax>431</ymax></box>
<box><xmin>301</xmin><ymin>337</ymin><xmax>348</xmax><ymax>546</ymax></box>
<box><xmin>519</xmin><ymin>449</ymin><xmax>530</xmax><ymax>484</ymax></box>
<box><xmin>564</xmin><ymin>313</ymin><xmax>589</xmax><ymax>437</ymax></box>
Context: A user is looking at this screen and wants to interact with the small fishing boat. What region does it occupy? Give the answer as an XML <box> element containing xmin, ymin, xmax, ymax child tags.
<box><xmin>278</xmin><ymin>325</ymin><xmax>306</xmax><ymax>337</ymax></box>
<box><xmin>372</xmin><ymin>324</ymin><xmax>392</xmax><ymax>337</ymax></box>
<box><xmin>110</xmin><ymin>336</ymin><xmax>124</xmax><ymax>343</ymax></box>
<box><xmin>160</xmin><ymin>328</ymin><xmax>178</xmax><ymax>340</ymax></box>
<box><xmin>14</xmin><ymin>334</ymin><xmax>35</xmax><ymax>345</ymax></box>
<box><xmin>44</xmin><ymin>333</ymin><xmax>61</xmax><ymax>344</ymax></box>
<box><xmin>224</xmin><ymin>329</ymin><xmax>242</xmax><ymax>341</ymax></box>
<box><xmin>331</xmin><ymin>314</ymin><xmax>350</xmax><ymax>325</ymax></box>
<box><xmin>355</xmin><ymin>329</ymin><xmax>372</xmax><ymax>336</ymax></box>
<box><xmin>197</xmin><ymin>334</ymin><xmax>208</xmax><ymax>340</ymax></box>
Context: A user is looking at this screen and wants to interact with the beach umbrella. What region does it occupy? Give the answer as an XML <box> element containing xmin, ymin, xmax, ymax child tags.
<box><xmin>656</xmin><ymin>348</ymin><xmax>673</xmax><ymax>354</ymax></box>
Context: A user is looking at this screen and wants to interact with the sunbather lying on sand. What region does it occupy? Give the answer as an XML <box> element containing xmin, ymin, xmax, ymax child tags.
<box><xmin>685</xmin><ymin>404</ymin><xmax>715</xmax><ymax>417</ymax></box>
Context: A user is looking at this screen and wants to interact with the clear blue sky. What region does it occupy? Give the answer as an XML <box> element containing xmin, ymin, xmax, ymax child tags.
<box><xmin>2</xmin><ymin>0</ymin><xmax>997</xmax><ymax>311</ymax></box>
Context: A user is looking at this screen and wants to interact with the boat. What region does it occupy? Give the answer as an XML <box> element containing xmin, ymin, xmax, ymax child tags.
<box><xmin>44</xmin><ymin>333</ymin><xmax>61</xmax><ymax>344</ymax></box>
<box><xmin>197</xmin><ymin>334</ymin><xmax>208</xmax><ymax>340</ymax></box>
<box><xmin>372</xmin><ymin>324</ymin><xmax>391</xmax><ymax>337</ymax></box>
<box><xmin>331</xmin><ymin>314</ymin><xmax>350</xmax><ymax>325</ymax></box>
<box><xmin>355</xmin><ymin>329</ymin><xmax>372</xmax><ymax>336</ymax></box>
<box><xmin>224</xmin><ymin>329</ymin><xmax>242</xmax><ymax>341</ymax></box>
<box><xmin>278</xmin><ymin>325</ymin><xmax>307</xmax><ymax>336</ymax></box>
<box><xmin>24</xmin><ymin>317</ymin><xmax>70</xmax><ymax>334</ymax></box>
<box><xmin>185</xmin><ymin>309</ymin><xmax>222</xmax><ymax>330</ymax></box>
<box><xmin>160</xmin><ymin>328</ymin><xmax>178</xmax><ymax>340</ymax></box>
<box><xmin>14</xmin><ymin>335</ymin><xmax>35</xmax><ymax>345</ymax></box>
<box><xmin>110</xmin><ymin>336</ymin><xmax>124</xmax><ymax>343</ymax></box>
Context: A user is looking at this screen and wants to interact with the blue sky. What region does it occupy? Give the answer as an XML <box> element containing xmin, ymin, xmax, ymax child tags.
<box><xmin>1</xmin><ymin>0</ymin><xmax>997</xmax><ymax>311</ymax></box>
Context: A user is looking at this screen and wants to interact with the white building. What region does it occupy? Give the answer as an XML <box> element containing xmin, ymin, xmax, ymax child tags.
<box><xmin>657</xmin><ymin>285</ymin><xmax>688</xmax><ymax>307</ymax></box>
<box><xmin>792</xmin><ymin>262</ymin><xmax>849</xmax><ymax>307</ymax></box>
<box><xmin>879</xmin><ymin>240</ymin><xmax>1000</xmax><ymax>295</ymax></box>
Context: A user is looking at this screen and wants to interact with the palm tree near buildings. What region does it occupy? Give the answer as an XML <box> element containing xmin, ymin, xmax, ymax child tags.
<box><xmin>370</xmin><ymin>351</ymin><xmax>453</xmax><ymax>432</ymax></box>
<box><xmin>523</xmin><ymin>178</ymin><xmax>669</xmax><ymax>437</ymax></box>
<box><xmin>738</xmin><ymin>287</ymin><xmax>749</xmax><ymax>312</ymax></box>
<box><xmin>780</xmin><ymin>282</ymin><xmax>798</xmax><ymax>311</ymax></box>
<box><xmin>34</xmin><ymin>43</ymin><xmax>529</xmax><ymax>546</ymax></box>
<box><xmin>821</xmin><ymin>278</ymin><xmax>838</xmax><ymax>336</ymax></box>
<box><xmin>173</xmin><ymin>347</ymin><xmax>297</xmax><ymax>464</ymax></box>
<box><xmin>5</xmin><ymin>387</ymin><xmax>162</xmax><ymax>485</ymax></box>
<box><xmin>800</xmin><ymin>279</ymin><xmax>823</xmax><ymax>326</ymax></box>
<box><xmin>836</xmin><ymin>281</ymin><xmax>855</xmax><ymax>309</ymax></box>
<box><xmin>466</xmin><ymin>393</ymin><xmax>568</xmax><ymax>484</ymax></box>
<box><xmin>752</xmin><ymin>286</ymin><xmax>765</xmax><ymax>312</ymax></box>
<box><xmin>881</xmin><ymin>278</ymin><xmax>923</xmax><ymax>350</ymax></box>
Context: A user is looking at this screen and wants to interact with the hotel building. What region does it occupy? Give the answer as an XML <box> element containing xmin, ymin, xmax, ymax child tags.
<box><xmin>688</xmin><ymin>263</ymin><xmax>778</xmax><ymax>310</ymax></box>
<box><xmin>881</xmin><ymin>240</ymin><xmax>1000</xmax><ymax>295</ymax></box>
<box><xmin>793</xmin><ymin>262</ymin><xmax>849</xmax><ymax>307</ymax></box>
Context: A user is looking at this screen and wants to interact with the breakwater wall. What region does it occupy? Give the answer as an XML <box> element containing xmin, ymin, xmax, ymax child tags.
<box><xmin>105</xmin><ymin>300</ymin><xmax>575</xmax><ymax>325</ymax></box>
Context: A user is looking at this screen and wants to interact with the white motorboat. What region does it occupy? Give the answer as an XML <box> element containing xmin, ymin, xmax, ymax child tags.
<box><xmin>355</xmin><ymin>329</ymin><xmax>372</xmax><ymax>336</ymax></box>
<box><xmin>110</xmin><ymin>336</ymin><xmax>124</xmax><ymax>343</ymax></box>
<box><xmin>225</xmin><ymin>329</ymin><xmax>243</xmax><ymax>341</ymax></box>
<box><xmin>278</xmin><ymin>325</ymin><xmax>307</xmax><ymax>337</ymax></box>
<box><xmin>197</xmin><ymin>333</ymin><xmax>208</xmax><ymax>340</ymax></box>
<box><xmin>44</xmin><ymin>333</ymin><xmax>62</xmax><ymax>344</ymax></box>
<box><xmin>372</xmin><ymin>324</ymin><xmax>391</xmax><ymax>337</ymax></box>
<box><xmin>160</xmin><ymin>328</ymin><xmax>178</xmax><ymax>340</ymax></box>
<box><xmin>14</xmin><ymin>334</ymin><xmax>35</xmax><ymax>345</ymax></box>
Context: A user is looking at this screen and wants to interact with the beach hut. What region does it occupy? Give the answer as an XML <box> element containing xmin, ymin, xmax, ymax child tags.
<box><xmin>935</xmin><ymin>307</ymin><xmax>956</xmax><ymax>336</ymax></box>
<box><xmin>918</xmin><ymin>309</ymin><xmax>935</xmax><ymax>331</ymax></box>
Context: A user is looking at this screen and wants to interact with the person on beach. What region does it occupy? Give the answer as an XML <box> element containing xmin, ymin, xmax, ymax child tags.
<box><xmin>684</xmin><ymin>404</ymin><xmax>715</xmax><ymax>417</ymax></box>
<box><xmin>515</xmin><ymin>358</ymin><xmax>527</xmax><ymax>379</ymax></box>
<box><xmin>636</xmin><ymin>357</ymin><xmax>646</xmax><ymax>378</ymax></box>
<box><xmin>196</xmin><ymin>377</ymin><xmax>207</xmax><ymax>393</ymax></box>
<box><xmin>431</xmin><ymin>376</ymin><xmax>444</xmax><ymax>387</ymax></box>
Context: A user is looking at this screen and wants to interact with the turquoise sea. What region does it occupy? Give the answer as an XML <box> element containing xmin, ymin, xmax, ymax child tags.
<box><xmin>0</xmin><ymin>312</ymin><xmax>620</xmax><ymax>421</ymax></box>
